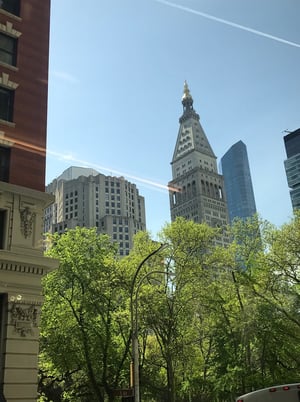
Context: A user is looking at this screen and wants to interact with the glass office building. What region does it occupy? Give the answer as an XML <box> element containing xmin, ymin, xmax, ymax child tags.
<box><xmin>221</xmin><ymin>140</ymin><xmax>257</xmax><ymax>223</ymax></box>
<box><xmin>284</xmin><ymin>129</ymin><xmax>300</xmax><ymax>210</ymax></box>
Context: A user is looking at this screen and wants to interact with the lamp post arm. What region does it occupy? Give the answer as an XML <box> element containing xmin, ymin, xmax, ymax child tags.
<box><xmin>134</xmin><ymin>269</ymin><xmax>173</xmax><ymax>339</ymax></box>
<box><xmin>130</xmin><ymin>243</ymin><xmax>167</xmax><ymax>301</ymax></box>
<box><xmin>130</xmin><ymin>243</ymin><xmax>168</xmax><ymax>402</ymax></box>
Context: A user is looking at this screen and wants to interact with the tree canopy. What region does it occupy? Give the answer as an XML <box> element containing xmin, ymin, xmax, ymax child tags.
<box><xmin>39</xmin><ymin>215</ymin><xmax>300</xmax><ymax>401</ymax></box>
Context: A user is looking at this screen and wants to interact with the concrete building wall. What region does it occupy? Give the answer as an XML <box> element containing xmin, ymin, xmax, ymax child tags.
<box><xmin>0</xmin><ymin>183</ymin><xmax>57</xmax><ymax>402</ymax></box>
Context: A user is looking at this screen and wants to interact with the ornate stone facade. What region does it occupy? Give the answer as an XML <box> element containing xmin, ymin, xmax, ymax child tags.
<box><xmin>0</xmin><ymin>182</ymin><xmax>58</xmax><ymax>401</ymax></box>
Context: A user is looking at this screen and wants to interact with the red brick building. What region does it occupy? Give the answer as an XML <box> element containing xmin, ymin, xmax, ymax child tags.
<box><xmin>0</xmin><ymin>1</ymin><xmax>58</xmax><ymax>401</ymax></box>
<box><xmin>0</xmin><ymin>0</ymin><xmax>50</xmax><ymax>190</ymax></box>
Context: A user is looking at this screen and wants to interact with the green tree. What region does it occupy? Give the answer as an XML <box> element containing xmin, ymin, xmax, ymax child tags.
<box><xmin>217</xmin><ymin>215</ymin><xmax>300</xmax><ymax>397</ymax></box>
<box><xmin>237</xmin><ymin>214</ymin><xmax>300</xmax><ymax>388</ymax></box>
<box><xmin>39</xmin><ymin>216</ymin><xmax>300</xmax><ymax>402</ymax></box>
<box><xmin>128</xmin><ymin>218</ymin><xmax>221</xmax><ymax>402</ymax></box>
<box><xmin>39</xmin><ymin>227</ymin><xmax>132</xmax><ymax>402</ymax></box>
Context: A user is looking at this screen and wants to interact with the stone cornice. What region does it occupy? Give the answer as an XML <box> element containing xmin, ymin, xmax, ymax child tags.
<box><xmin>0</xmin><ymin>181</ymin><xmax>54</xmax><ymax>208</ymax></box>
<box><xmin>0</xmin><ymin>250</ymin><xmax>58</xmax><ymax>274</ymax></box>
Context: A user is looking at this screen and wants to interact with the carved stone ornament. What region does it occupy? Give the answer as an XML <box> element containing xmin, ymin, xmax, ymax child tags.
<box><xmin>20</xmin><ymin>207</ymin><xmax>36</xmax><ymax>238</ymax></box>
<box><xmin>10</xmin><ymin>303</ymin><xmax>38</xmax><ymax>337</ymax></box>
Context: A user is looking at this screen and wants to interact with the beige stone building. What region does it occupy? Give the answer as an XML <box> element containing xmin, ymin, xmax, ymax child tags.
<box><xmin>0</xmin><ymin>1</ymin><xmax>58</xmax><ymax>400</ymax></box>
<box><xmin>45</xmin><ymin>166</ymin><xmax>146</xmax><ymax>256</ymax></box>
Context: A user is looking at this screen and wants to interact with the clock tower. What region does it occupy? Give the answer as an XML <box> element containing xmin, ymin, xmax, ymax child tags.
<box><xmin>168</xmin><ymin>82</ymin><xmax>229</xmax><ymax>242</ymax></box>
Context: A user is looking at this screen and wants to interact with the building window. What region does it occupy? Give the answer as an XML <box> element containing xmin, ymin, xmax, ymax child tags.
<box><xmin>0</xmin><ymin>146</ymin><xmax>10</xmax><ymax>182</ymax></box>
<box><xmin>0</xmin><ymin>33</ymin><xmax>17</xmax><ymax>66</ymax></box>
<box><xmin>0</xmin><ymin>87</ymin><xmax>14</xmax><ymax>122</ymax></box>
<box><xmin>0</xmin><ymin>210</ymin><xmax>6</xmax><ymax>249</ymax></box>
<box><xmin>0</xmin><ymin>0</ymin><xmax>20</xmax><ymax>16</ymax></box>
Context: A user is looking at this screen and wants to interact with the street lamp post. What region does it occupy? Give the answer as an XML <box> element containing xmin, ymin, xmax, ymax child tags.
<box><xmin>130</xmin><ymin>244</ymin><xmax>167</xmax><ymax>402</ymax></box>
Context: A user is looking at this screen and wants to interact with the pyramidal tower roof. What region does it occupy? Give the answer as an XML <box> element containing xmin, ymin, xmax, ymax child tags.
<box><xmin>172</xmin><ymin>81</ymin><xmax>216</xmax><ymax>162</ymax></box>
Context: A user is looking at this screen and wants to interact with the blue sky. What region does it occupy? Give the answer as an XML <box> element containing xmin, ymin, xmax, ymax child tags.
<box><xmin>46</xmin><ymin>0</ymin><xmax>300</xmax><ymax>237</ymax></box>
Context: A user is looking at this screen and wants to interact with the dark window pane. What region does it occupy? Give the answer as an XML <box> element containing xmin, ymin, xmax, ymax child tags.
<box><xmin>0</xmin><ymin>210</ymin><xmax>6</xmax><ymax>248</ymax></box>
<box><xmin>0</xmin><ymin>88</ymin><xmax>14</xmax><ymax>122</ymax></box>
<box><xmin>0</xmin><ymin>0</ymin><xmax>20</xmax><ymax>16</ymax></box>
<box><xmin>0</xmin><ymin>33</ymin><xmax>17</xmax><ymax>66</ymax></box>
<box><xmin>0</xmin><ymin>146</ymin><xmax>10</xmax><ymax>182</ymax></box>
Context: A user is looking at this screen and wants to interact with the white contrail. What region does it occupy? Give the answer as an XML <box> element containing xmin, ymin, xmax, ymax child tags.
<box><xmin>153</xmin><ymin>0</ymin><xmax>300</xmax><ymax>48</ymax></box>
<box><xmin>47</xmin><ymin>149</ymin><xmax>173</xmax><ymax>192</ymax></box>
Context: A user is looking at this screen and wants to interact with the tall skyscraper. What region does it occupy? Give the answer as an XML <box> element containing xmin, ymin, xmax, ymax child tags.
<box><xmin>220</xmin><ymin>140</ymin><xmax>257</xmax><ymax>223</ymax></box>
<box><xmin>45</xmin><ymin>167</ymin><xmax>146</xmax><ymax>256</ymax></box>
<box><xmin>168</xmin><ymin>82</ymin><xmax>229</xmax><ymax>237</ymax></box>
<box><xmin>0</xmin><ymin>2</ymin><xmax>57</xmax><ymax>401</ymax></box>
<box><xmin>284</xmin><ymin>128</ymin><xmax>300</xmax><ymax>210</ymax></box>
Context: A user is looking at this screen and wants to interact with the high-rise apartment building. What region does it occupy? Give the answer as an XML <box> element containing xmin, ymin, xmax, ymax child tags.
<box><xmin>45</xmin><ymin>167</ymin><xmax>146</xmax><ymax>256</ymax></box>
<box><xmin>168</xmin><ymin>82</ymin><xmax>229</xmax><ymax>238</ymax></box>
<box><xmin>284</xmin><ymin>128</ymin><xmax>300</xmax><ymax>210</ymax></box>
<box><xmin>0</xmin><ymin>1</ymin><xmax>57</xmax><ymax>401</ymax></box>
<box><xmin>220</xmin><ymin>140</ymin><xmax>257</xmax><ymax>223</ymax></box>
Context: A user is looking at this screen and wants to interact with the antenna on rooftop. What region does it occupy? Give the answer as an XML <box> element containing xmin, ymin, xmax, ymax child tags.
<box><xmin>282</xmin><ymin>129</ymin><xmax>292</xmax><ymax>134</ymax></box>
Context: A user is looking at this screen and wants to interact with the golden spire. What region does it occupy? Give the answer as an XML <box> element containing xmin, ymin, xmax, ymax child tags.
<box><xmin>182</xmin><ymin>80</ymin><xmax>192</xmax><ymax>100</ymax></box>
